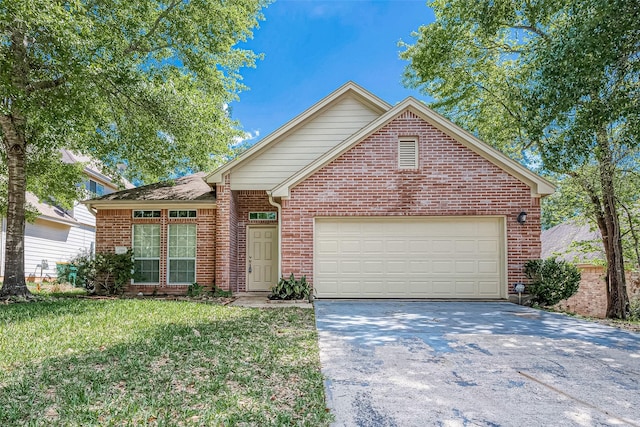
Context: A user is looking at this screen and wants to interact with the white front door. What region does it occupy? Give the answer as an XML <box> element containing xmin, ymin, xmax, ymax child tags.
<box><xmin>247</xmin><ymin>226</ymin><xmax>278</xmax><ymax>291</ymax></box>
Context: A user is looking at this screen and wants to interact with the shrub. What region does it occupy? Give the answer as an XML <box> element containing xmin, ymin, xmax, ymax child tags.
<box><xmin>211</xmin><ymin>285</ymin><xmax>232</xmax><ymax>298</ymax></box>
<box><xmin>58</xmin><ymin>250</ymin><xmax>94</xmax><ymax>288</ymax></box>
<box><xmin>187</xmin><ymin>282</ymin><xmax>204</xmax><ymax>297</ymax></box>
<box><xmin>629</xmin><ymin>296</ymin><xmax>640</xmax><ymax>321</ymax></box>
<box><xmin>269</xmin><ymin>273</ymin><xmax>310</xmax><ymax>300</ymax></box>
<box><xmin>524</xmin><ymin>258</ymin><xmax>581</xmax><ymax>306</ymax></box>
<box><xmin>91</xmin><ymin>251</ymin><xmax>136</xmax><ymax>295</ymax></box>
<box><xmin>64</xmin><ymin>251</ymin><xmax>135</xmax><ymax>295</ymax></box>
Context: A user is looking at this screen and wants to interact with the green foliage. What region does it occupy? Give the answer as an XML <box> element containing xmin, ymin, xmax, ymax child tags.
<box><xmin>270</xmin><ymin>274</ymin><xmax>310</xmax><ymax>301</ymax></box>
<box><xmin>524</xmin><ymin>258</ymin><xmax>581</xmax><ymax>306</ymax></box>
<box><xmin>67</xmin><ymin>251</ymin><xmax>135</xmax><ymax>295</ymax></box>
<box><xmin>0</xmin><ymin>0</ymin><xmax>269</xmax><ymax>185</ymax></box>
<box><xmin>630</xmin><ymin>296</ymin><xmax>640</xmax><ymax>321</ymax></box>
<box><xmin>0</xmin><ymin>0</ymin><xmax>269</xmax><ymax>296</ymax></box>
<box><xmin>58</xmin><ymin>250</ymin><xmax>94</xmax><ymax>289</ymax></box>
<box><xmin>211</xmin><ymin>285</ymin><xmax>232</xmax><ymax>298</ymax></box>
<box><xmin>187</xmin><ymin>282</ymin><xmax>204</xmax><ymax>297</ymax></box>
<box><xmin>401</xmin><ymin>0</ymin><xmax>637</xmax><ymax>318</ymax></box>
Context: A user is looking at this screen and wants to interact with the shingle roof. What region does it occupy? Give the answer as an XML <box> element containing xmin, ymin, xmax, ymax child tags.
<box><xmin>92</xmin><ymin>172</ymin><xmax>214</xmax><ymax>202</ymax></box>
<box><xmin>26</xmin><ymin>192</ymin><xmax>78</xmax><ymax>226</ymax></box>
<box><xmin>541</xmin><ymin>222</ymin><xmax>603</xmax><ymax>263</ymax></box>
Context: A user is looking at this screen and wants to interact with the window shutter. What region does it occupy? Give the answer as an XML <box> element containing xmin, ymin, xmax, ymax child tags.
<box><xmin>398</xmin><ymin>139</ymin><xmax>418</xmax><ymax>169</ymax></box>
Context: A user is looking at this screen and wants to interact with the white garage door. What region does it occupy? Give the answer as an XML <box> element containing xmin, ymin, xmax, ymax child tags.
<box><xmin>314</xmin><ymin>217</ymin><xmax>505</xmax><ymax>299</ymax></box>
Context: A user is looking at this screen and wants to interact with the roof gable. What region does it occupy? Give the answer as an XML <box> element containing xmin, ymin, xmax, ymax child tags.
<box><xmin>271</xmin><ymin>97</ymin><xmax>555</xmax><ymax>198</ymax></box>
<box><xmin>206</xmin><ymin>82</ymin><xmax>391</xmax><ymax>186</ymax></box>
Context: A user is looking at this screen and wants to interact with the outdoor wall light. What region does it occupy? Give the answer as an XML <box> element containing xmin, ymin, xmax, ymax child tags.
<box><xmin>517</xmin><ymin>211</ymin><xmax>527</xmax><ymax>224</ymax></box>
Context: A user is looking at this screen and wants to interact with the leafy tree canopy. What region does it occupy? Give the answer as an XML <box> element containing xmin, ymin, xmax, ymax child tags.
<box><xmin>0</xmin><ymin>0</ymin><xmax>268</xmax><ymax>297</ymax></box>
<box><xmin>401</xmin><ymin>0</ymin><xmax>639</xmax><ymax>318</ymax></box>
<box><xmin>1</xmin><ymin>0</ymin><xmax>268</xmax><ymax>206</ymax></box>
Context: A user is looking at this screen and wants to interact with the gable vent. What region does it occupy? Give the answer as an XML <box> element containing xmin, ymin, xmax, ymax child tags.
<box><xmin>398</xmin><ymin>138</ymin><xmax>418</xmax><ymax>169</ymax></box>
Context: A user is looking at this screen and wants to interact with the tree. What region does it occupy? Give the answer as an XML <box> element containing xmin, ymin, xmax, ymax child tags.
<box><xmin>401</xmin><ymin>0</ymin><xmax>639</xmax><ymax>318</ymax></box>
<box><xmin>0</xmin><ymin>0</ymin><xmax>268</xmax><ymax>298</ymax></box>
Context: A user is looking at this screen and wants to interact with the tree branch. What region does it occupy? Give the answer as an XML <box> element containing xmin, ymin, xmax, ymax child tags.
<box><xmin>513</xmin><ymin>25</ymin><xmax>550</xmax><ymax>42</ymax></box>
<box><xmin>125</xmin><ymin>0</ymin><xmax>182</xmax><ymax>54</ymax></box>
<box><xmin>26</xmin><ymin>77</ymin><xmax>65</xmax><ymax>94</ymax></box>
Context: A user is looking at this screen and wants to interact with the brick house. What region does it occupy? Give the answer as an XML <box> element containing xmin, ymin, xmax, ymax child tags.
<box><xmin>86</xmin><ymin>82</ymin><xmax>554</xmax><ymax>297</ymax></box>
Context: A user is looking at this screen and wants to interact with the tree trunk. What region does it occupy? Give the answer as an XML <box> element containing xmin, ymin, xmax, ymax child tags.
<box><xmin>0</xmin><ymin>26</ymin><xmax>32</xmax><ymax>298</ymax></box>
<box><xmin>0</xmin><ymin>118</ymin><xmax>31</xmax><ymax>298</ymax></box>
<box><xmin>595</xmin><ymin>131</ymin><xmax>628</xmax><ymax>319</ymax></box>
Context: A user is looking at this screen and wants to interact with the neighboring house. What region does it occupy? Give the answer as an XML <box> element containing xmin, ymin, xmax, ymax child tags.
<box><xmin>542</xmin><ymin>221</ymin><xmax>639</xmax><ymax>318</ymax></box>
<box><xmin>86</xmin><ymin>82</ymin><xmax>554</xmax><ymax>298</ymax></box>
<box><xmin>0</xmin><ymin>149</ymin><xmax>133</xmax><ymax>282</ymax></box>
<box><xmin>541</xmin><ymin>222</ymin><xmax>604</xmax><ymax>265</ymax></box>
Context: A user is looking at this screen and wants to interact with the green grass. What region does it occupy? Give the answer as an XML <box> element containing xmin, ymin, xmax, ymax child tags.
<box><xmin>0</xmin><ymin>299</ymin><xmax>331</xmax><ymax>426</ymax></box>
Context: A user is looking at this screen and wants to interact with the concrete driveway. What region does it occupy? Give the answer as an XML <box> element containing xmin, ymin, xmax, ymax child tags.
<box><xmin>314</xmin><ymin>301</ymin><xmax>640</xmax><ymax>427</ymax></box>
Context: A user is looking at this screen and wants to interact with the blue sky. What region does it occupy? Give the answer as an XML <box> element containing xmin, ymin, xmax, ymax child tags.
<box><xmin>230</xmin><ymin>0</ymin><xmax>436</xmax><ymax>143</ymax></box>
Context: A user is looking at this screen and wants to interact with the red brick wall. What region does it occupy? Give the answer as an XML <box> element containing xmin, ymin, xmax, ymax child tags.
<box><xmin>556</xmin><ymin>266</ymin><xmax>640</xmax><ymax>318</ymax></box>
<box><xmin>235</xmin><ymin>191</ymin><xmax>278</xmax><ymax>292</ymax></box>
<box><xmin>280</xmin><ymin>110</ymin><xmax>541</xmax><ymax>293</ymax></box>
<box><xmin>215</xmin><ymin>178</ymin><xmax>237</xmax><ymax>291</ymax></box>
<box><xmin>96</xmin><ymin>208</ymin><xmax>216</xmax><ymax>295</ymax></box>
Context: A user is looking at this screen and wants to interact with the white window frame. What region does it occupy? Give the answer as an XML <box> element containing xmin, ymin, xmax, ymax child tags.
<box><xmin>248</xmin><ymin>211</ymin><xmax>277</xmax><ymax>220</ymax></box>
<box><xmin>167</xmin><ymin>223</ymin><xmax>197</xmax><ymax>284</ymax></box>
<box><xmin>133</xmin><ymin>210</ymin><xmax>161</xmax><ymax>218</ymax></box>
<box><xmin>169</xmin><ymin>209</ymin><xmax>197</xmax><ymax>218</ymax></box>
<box><xmin>132</xmin><ymin>224</ymin><xmax>161</xmax><ymax>284</ymax></box>
<box><xmin>398</xmin><ymin>137</ymin><xmax>419</xmax><ymax>169</ymax></box>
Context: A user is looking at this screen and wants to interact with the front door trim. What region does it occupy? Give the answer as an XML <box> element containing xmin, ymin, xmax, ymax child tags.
<box><xmin>246</xmin><ymin>225</ymin><xmax>278</xmax><ymax>292</ymax></box>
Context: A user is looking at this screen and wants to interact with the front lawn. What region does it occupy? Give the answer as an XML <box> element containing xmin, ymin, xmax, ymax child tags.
<box><xmin>0</xmin><ymin>299</ymin><xmax>331</xmax><ymax>426</ymax></box>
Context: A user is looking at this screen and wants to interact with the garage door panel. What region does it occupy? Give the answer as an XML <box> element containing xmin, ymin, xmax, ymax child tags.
<box><xmin>341</xmin><ymin>261</ymin><xmax>361</xmax><ymax>274</ymax></box>
<box><xmin>363</xmin><ymin>240</ymin><xmax>384</xmax><ymax>253</ymax></box>
<box><xmin>408</xmin><ymin>260</ymin><xmax>429</xmax><ymax>274</ymax></box>
<box><xmin>455</xmin><ymin>240</ymin><xmax>476</xmax><ymax>253</ymax></box>
<box><xmin>478</xmin><ymin>281</ymin><xmax>501</xmax><ymax>295</ymax></box>
<box><xmin>432</xmin><ymin>240</ymin><xmax>454</xmax><ymax>253</ymax></box>
<box><xmin>314</xmin><ymin>217</ymin><xmax>504</xmax><ymax>299</ymax></box>
<box><xmin>455</xmin><ymin>261</ymin><xmax>476</xmax><ymax>274</ymax></box>
<box><xmin>478</xmin><ymin>239</ymin><xmax>499</xmax><ymax>254</ymax></box>
<box><xmin>432</xmin><ymin>260</ymin><xmax>453</xmax><ymax>273</ymax></box>
<box><xmin>408</xmin><ymin>240</ymin><xmax>430</xmax><ymax>253</ymax></box>
<box><xmin>363</xmin><ymin>260</ymin><xmax>384</xmax><ymax>274</ymax></box>
<box><xmin>478</xmin><ymin>261</ymin><xmax>499</xmax><ymax>274</ymax></box>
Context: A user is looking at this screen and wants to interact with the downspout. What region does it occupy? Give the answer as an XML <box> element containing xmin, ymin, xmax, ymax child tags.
<box><xmin>267</xmin><ymin>192</ymin><xmax>282</xmax><ymax>280</ymax></box>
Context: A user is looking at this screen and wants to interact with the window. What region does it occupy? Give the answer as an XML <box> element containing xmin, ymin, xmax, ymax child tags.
<box><xmin>87</xmin><ymin>179</ymin><xmax>105</xmax><ymax>196</ymax></box>
<box><xmin>169</xmin><ymin>210</ymin><xmax>197</xmax><ymax>218</ymax></box>
<box><xmin>249</xmin><ymin>212</ymin><xmax>277</xmax><ymax>220</ymax></box>
<box><xmin>133</xmin><ymin>210</ymin><xmax>161</xmax><ymax>218</ymax></box>
<box><xmin>133</xmin><ymin>224</ymin><xmax>160</xmax><ymax>283</ymax></box>
<box><xmin>398</xmin><ymin>138</ymin><xmax>418</xmax><ymax>169</ymax></box>
<box><xmin>168</xmin><ymin>224</ymin><xmax>196</xmax><ymax>283</ymax></box>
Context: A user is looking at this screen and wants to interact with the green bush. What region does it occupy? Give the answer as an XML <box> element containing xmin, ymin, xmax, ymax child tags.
<box><xmin>629</xmin><ymin>296</ymin><xmax>640</xmax><ymax>321</ymax></box>
<box><xmin>524</xmin><ymin>258</ymin><xmax>581</xmax><ymax>306</ymax></box>
<box><xmin>187</xmin><ymin>282</ymin><xmax>204</xmax><ymax>297</ymax></box>
<box><xmin>211</xmin><ymin>285</ymin><xmax>232</xmax><ymax>298</ymax></box>
<box><xmin>269</xmin><ymin>273</ymin><xmax>310</xmax><ymax>301</ymax></box>
<box><xmin>58</xmin><ymin>250</ymin><xmax>94</xmax><ymax>288</ymax></box>
<box><xmin>64</xmin><ymin>251</ymin><xmax>135</xmax><ymax>295</ymax></box>
<box><xmin>92</xmin><ymin>251</ymin><xmax>136</xmax><ymax>295</ymax></box>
